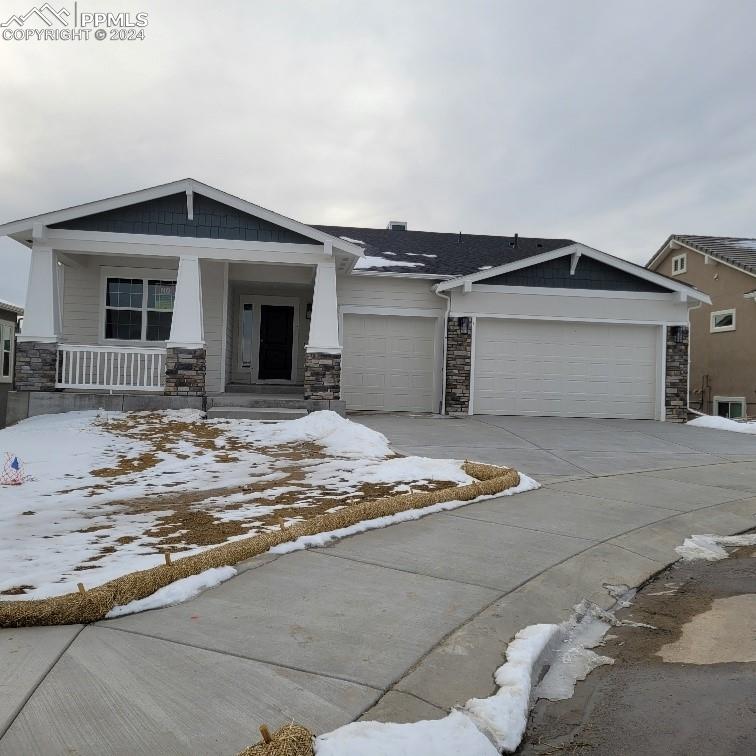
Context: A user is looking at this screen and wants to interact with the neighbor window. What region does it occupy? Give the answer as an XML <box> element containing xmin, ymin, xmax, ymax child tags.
<box><xmin>0</xmin><ymin>320</ymin><xmax>14</xmax><ymax>382</ymax></box>
<box><xmin>105</xmin><ymin>277</ymin><xmax>176</xmax><ymax>341</ymax></box>
<box><xmin>710</xmin><ymin>308</ymin><xmax>736</xmax><ymax>333</ymax></box>
<box><xmin>671</xmin><ymin>253</ymin><xmax>687</xmax><ymax>275</ymax></box>
<box><xmin>714</xmin><ymin>397</ymin><xmax>746</xmax><ymax>419</ymax></box>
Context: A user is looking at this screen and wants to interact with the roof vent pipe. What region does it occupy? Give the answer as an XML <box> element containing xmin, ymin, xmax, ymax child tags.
<box><xmin>514</xmin><ymin>233</ymin><xmax>519</xmax><ymax>248</ymax></box>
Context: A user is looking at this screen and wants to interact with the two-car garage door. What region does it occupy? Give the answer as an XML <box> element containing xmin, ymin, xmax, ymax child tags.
<box><xmin>342</xmin><ymin>314</ymin><xmax>437</xmax><ymax>412</ymax></box>
<box><xmin>473</xmin><ymin>319</ymin><xmax>659</xmax><ymax>419</ymax></box>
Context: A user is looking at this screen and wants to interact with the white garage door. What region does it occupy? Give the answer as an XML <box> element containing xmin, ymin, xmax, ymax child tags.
<box><xmin>473</xmin><ymin>319</ymin><xmax>659</xmax><ymax>419</ymax></box>
<box><xmin>342</xmin><ymin>314</ymin><xmax>437</xmax><ymax>412</ymax></box>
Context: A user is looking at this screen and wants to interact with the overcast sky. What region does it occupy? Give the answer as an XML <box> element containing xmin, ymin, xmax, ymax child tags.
<box><xmin>2</xmin><ymin>0</ymin><xmax>756</xmax><ymax>305</ymax></box>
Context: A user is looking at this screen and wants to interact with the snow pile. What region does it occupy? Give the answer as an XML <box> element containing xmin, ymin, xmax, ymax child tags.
<box><xmin>676</xmin><ymin>533</ymin><xmax>756</xmax><ymax>561</ymax></box>
<box><xmin>687</xmin><ymin>416</ymin><xmax>756</xmax><ymax>434</ymax></box>
<box><xmin>315</xmin><ymin>710</ymin><xmax>498</xmax><ymax>756</ymax></box>
<box><xmin>355</xmin><ymin>255</ymin><xmax>423</xmax><ymax>270</ymax></box>
<box><xmin>464</xmin><ymin>624</ymin><xmax>561</xmax><ymax>752</ymax></box>
<box><xmin>270</xmin><ymin>474</ymin><xmax>540</xmax><ymax>556</ymax></box>
<box><xmin>235</xmin><ymin>410</ymin><xmax>393</xmax><ymax>458</ymax></box>
<box><xmin>106</xmin><ymin>566</ymin><xmax>237</xmax><ymax>618</ymax></box>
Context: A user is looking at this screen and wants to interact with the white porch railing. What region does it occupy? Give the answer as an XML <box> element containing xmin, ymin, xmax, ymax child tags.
<box><xmin>56</xmin><ymin>345</ymin><xmax>166</xmax><ymax>391</ymax></box>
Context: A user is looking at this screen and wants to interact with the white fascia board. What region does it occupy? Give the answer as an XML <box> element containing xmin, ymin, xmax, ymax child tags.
<box><xmin>0</xmin><ymin>178</ymin><xmax>364</xmax><ymax>259</ymax></box>
<box><xmin>436</xmin><ymin>242</ymin><xmax>711</xmax><ymax>303</ymax></box>
<box><xmin>40</xmin><ymin>228</ymin><xmax>330</xmax><ymax>265</ymax></box>
<box><xmin>470</xmin><ymin>284</ymin><xmax>676</xmax><ymax>300</ymax></box>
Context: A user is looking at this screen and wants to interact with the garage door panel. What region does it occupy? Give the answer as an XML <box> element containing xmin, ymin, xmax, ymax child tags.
<box><xmin>343</xmin><ymin>315</ymin><xmax>436</xmax><ymax>412</ymax></box>
<box><xmin>474</xmin><ymin>319</ymin><xmax>658</xmax><ymax>419</ymax></box>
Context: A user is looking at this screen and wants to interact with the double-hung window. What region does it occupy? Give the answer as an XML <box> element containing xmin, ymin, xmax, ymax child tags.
<box><xmin>0</xmin><ymin>320</ymin><xmax>14</xmax><ymax>383</ymax></box>
<box><xmin>105</xmin><ymin>277</ymin><xmax>176</xmax><ymax>342</ymax></box>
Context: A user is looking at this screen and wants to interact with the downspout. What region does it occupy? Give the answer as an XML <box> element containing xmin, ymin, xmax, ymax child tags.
<box><xmin>686</xmin><ymin>299</ymin><xmax>703</xmax><ymax>417</ymax></box>
<box><xmin>433</xmin><ymin>284</ymin><xmax>451</xmax><ymax>415</ymax></box>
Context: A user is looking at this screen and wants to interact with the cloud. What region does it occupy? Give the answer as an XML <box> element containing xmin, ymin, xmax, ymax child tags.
<box><xmin>2</xmin><ymin>0</ymin><xmax>756</xmax><ymax>303</ymax></box>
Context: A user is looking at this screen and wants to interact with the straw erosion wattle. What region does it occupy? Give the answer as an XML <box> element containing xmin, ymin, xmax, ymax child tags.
<box><xmin>0</xmin><ymin>409</ymin><xmax>530</xmax><ymax>624</ymax></box>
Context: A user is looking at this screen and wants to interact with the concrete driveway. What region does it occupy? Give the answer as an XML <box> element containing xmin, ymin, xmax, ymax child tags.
<box><xmin>2</xmin><ymin>415</ymin><xmax>756</xmax><ymax>755</ymax></box>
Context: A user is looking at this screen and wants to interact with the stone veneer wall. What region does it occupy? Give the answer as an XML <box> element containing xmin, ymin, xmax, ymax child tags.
<box><xmin>445</xmin><ymin>317</ymin><xmax>472</xmax><ymax>414</ymax></box>
<box><xmin>14</xmin><ymin>341</ymin><xmax>58</xmax><ymax>391</ymax></box>
<box><xmin>665</xmin><ymin>325</ymin><xmax>689</xmax><ymax>423</ymax></box>
<box><xmin>304</xmin><ymin>352</ymin><xmax>341</xmax><ymax>400</ymax></box>
<box><xmin>164</xmin><ymin>347</ymin><xmax>206</xmax><ymax>397</ymax></box>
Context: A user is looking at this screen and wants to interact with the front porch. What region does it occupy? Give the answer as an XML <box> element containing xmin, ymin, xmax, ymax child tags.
<box><xmin>7</xmin><ymin>182</ymin><xmax>360</xmax><ymax>423</ymax></box>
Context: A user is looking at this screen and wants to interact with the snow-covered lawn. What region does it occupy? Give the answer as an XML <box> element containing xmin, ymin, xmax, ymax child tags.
<box><xmin>687</xmin><ymin>415</ymin><xmax>756</xmax><ymax>434</ymax></box>
<box><xmin>0</xmin><ymin>410</ymin><xmax>488</xmax><ymax>600</ymax></box>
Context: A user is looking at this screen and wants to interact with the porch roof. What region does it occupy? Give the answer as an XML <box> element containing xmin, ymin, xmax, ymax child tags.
<box><xmin>0</xmin><ymin>178</ymin><xmax>364</xmax><ymax>261</ymax></box>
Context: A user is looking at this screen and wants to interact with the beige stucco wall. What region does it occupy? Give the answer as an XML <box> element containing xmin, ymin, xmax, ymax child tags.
<box><xmin>653</xmin><ymin>247</ymin><xmax>756</xmax><ymax>416</ymax></box>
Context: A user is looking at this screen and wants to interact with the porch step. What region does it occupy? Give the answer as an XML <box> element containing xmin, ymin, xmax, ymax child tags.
<box><xmin>226</xmin><ymin>383</ymin><xmax>304</xmax><ymax>395</ymax></box>
<box><xmin>206</xmin><ymin>406</ymin><xmax>308</xmax><ymax>421</ymax></box>
<box><xmin>207</xmin><ymin>394</ymin><xmax>308</xmax><ymax>409</ymax></box>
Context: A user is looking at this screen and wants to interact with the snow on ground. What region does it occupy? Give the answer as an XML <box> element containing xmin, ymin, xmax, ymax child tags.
<box><xmin>0</xmin><ymin>410</ymin><xmax>532</xmax><ymax>600</ymax></box>
<box><xmin>676</xmin><ymin>532</ymin><xmax>756</xmax><ymax>561</ymax></box>
<box><xmin>106</xmin><ymin>566</ymin><xmax>237</xmax><ymax>618</ymax></box>
<box><xmin>316</xmin><ymin>710</ymin><xmax>498</xmax><ymax>756</ymax></box>
<box><xmin>687</xmin><ymin>415</ymin><xmax>756</xmax><ymax>434</ymax></box>
<box><xmin>316</xmin><ymin>587</ymin><xmax>632</xmax><ymax>755</ymax></box>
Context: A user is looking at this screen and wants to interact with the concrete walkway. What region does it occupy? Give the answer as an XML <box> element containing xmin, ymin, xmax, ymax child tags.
<box><xmin>2</xmin><ymin>416</ymin><xmax>756</xmax><ymax>755</ymax></box>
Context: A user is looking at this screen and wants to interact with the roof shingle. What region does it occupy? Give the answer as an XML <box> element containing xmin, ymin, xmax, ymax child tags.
<box><xmin>667</xmin><ymin>235</ymin><xmax>756</xmax><ymax>275</ymax></box>
<box><xmin>312</xmin><ymin>225</ymin><xmax>575</xmax><ymax>277</ymax></box>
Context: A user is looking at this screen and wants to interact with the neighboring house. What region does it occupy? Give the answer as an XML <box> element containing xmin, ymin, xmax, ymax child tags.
<box><xmin>0</xmin><ymin>179</ymin><xmax>708</xmax><ymax>425</ymax></box>
<box><xmin>0</xmin><ymin>299</ymin><xmax>23</xmax><ymax>428</ymax></box>
<box><xmin>648</xmin><ymin>235</ymin><xmax>756</xmax><ymax>419</ymax></box>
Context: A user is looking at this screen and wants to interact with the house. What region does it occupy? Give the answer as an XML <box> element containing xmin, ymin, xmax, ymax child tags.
<box><xmin>0</xmin><ymin>299</ymin><xmax>23</xmax><ymax>428</ymax></box>
<box><xmin>0</xmin><ymin>179</ymin><xmax>708</xmax><ymax>425</ymax></box>
<box><xmin>648</xmin><ymin>235</ymin><xmax>756</xmax><ymax>419</ymax></box>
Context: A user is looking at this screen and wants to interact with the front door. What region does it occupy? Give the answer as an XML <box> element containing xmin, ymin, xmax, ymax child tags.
<box><xmin>258</xmin><ymin>304</ymin><xmax>294</xmax><ymax>380</ymax></box>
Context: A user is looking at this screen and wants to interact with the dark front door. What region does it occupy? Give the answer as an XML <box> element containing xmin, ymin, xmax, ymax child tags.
<box><xmin>258</xmin><ymin>304</ymin><xmax>294</xmax><ymax>380</ymax></box>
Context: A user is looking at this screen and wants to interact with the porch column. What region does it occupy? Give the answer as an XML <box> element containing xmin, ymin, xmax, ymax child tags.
<box><xmin>304</xmin><ymin>261</ymin><xmax>341</xmax><ymax>401</ymax></box>
<box><xmin>15</xmin><ymin>245</ymin><xmax>60</xmax><ymax>391</ymax></box>
<box><xmin>165</xmin><ymin>255</ymin><xmax>206</xmax><ymax>397</ymax></box>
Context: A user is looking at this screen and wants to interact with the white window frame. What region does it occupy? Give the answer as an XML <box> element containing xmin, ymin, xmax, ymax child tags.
<box><xmin>671</xmin><ymin>253</ymin><xmax>687</xmax><ymax>275</ymax></box>
<box><xmin>710</xmin><ymin>308</ymin><xmax>736</xmax><ymax>333</ymax></box>
<box><xmin>0</xmin><ymin>319</ymin><xmax>15</xmax><ymax>384</ymax></box>
<box><xmin>713</xmin><ymin>396</ymin><xmax>746</xmax><ymax>419</ymax></box>
<box><xmin>99</xmin><ymin>267</ymin><xmax>178</xmax><ymax>346</ymax></box>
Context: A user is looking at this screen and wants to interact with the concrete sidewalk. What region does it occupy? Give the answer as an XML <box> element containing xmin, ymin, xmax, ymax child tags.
<box><xmin>2</xmin><ymin>416</ymin><xmax>756</xmax><ymax>755</ymax></box>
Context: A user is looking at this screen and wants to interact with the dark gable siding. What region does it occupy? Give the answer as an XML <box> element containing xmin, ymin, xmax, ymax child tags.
<box><xmin>50</xmin><ymin>193</ymin><xmax>315</xmax><ymax>244</ymax></box>
<box><xmin>479</xmin><ymin>255</ymin><xmax>668</xmax><ymax>293</ymax></box>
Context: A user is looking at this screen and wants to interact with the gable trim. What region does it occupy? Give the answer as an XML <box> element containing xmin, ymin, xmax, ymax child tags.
<box><xmin>0</xmin><ymin>178</ymin><xmax>364</xmax><ymax>258</ymax></box>
<box><xmin>648</xmin><ymin>237</ymin><xmax>756</xmax><ymax>281</ymax></box>
<box><xmin>435</xmin><ymin>242</ymin><xmax>710</xmax><ymax>303</ymax></box>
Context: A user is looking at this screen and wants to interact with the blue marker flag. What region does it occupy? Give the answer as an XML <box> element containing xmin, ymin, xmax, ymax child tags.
<box><xmin>10</xmin><ymin>457</ymin><xmax>20</xmax><ymax>471</ymax></box>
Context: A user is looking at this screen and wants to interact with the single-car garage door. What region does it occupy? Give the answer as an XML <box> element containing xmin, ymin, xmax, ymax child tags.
<box><xmin>342</xmin><ymin>314</ymin><xmax>437</xmax><ymax>412</ymax></box>
<box><xmin>473</xmin><ymin>319</ymin><xmax>659</xmax><ymax>419</ymax></box>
